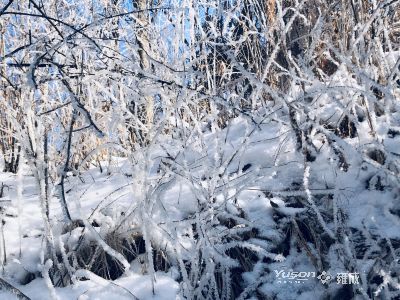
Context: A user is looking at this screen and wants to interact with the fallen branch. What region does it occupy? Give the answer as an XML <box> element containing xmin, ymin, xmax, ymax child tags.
<box><xmin>0</xmin><ymin>277</ymin><xmax>31</xmax><ymax>300</ymax></box>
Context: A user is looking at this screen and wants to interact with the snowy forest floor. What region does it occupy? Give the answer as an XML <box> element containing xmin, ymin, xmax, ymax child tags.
<box><xmin>0</xmin><ymin>114</ymin><xmax>399</xmax><ymax>300</ymax></box>
<box><xmin>0</xmin><ymin>163</ymin><xmax>180</xmax><ymax>300</ymax></box>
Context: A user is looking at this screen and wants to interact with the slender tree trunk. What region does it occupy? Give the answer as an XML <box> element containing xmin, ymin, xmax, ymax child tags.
<box><xmin>136</xmin><ymin>0</ymin><xmax>154</xmax><ymax>142</ymax></box>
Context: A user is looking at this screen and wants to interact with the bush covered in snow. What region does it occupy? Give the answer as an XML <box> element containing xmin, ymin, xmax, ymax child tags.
<box><xmin>0</xmin><ymin>0</ymin><xmax>399</xmax><ymax>299</ymax></box>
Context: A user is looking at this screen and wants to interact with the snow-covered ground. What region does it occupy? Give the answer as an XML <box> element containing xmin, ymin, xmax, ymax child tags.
<box><xmin>0</xmin><ymin>162</ymin><xmax>180</xmax><ymax>299</ymax></box>
<box><xmin>0</xmin><ymin>113</ymin><xmax>399</xmax><ymax>299</ymax></box>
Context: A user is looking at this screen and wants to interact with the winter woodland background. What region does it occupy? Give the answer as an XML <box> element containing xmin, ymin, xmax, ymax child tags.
<box><xmin>0</xmin><ymin>0</ymin><xmax>400</xmax><ymax>299</ymax></box>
